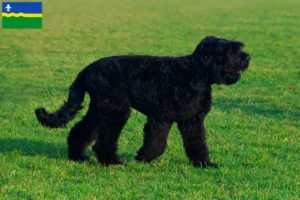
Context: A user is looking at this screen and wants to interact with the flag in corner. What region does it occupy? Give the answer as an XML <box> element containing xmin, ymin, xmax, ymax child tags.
<box><xmin>2</xmin><ymin>2</ymin><xmax>42</xmax><ymax>29</ymax></box>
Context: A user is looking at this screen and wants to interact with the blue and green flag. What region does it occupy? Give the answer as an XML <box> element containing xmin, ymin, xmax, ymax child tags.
<box><xmin>2</xmin><ymin>2</ymin><xmax>42</xmax><ymax>29</ymax></box>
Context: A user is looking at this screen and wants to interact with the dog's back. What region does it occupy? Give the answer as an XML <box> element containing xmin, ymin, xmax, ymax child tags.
<box><xmin>82</xmin><ymin>54</ymin><xmax>206</xmax><ymax>118</ymax></box>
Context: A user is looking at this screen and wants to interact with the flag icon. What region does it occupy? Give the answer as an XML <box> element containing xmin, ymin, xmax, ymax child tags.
<box><xmin>2</xmin><ymin>2</ymin><xmax>42</xmax><ymax>29</ymax></box>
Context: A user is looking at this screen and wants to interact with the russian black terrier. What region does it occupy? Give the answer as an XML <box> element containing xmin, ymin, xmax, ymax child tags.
<box><xmin>35</xmin><ymin>36</ymin><xmax>250</xmax><ymax>168</ymax></box>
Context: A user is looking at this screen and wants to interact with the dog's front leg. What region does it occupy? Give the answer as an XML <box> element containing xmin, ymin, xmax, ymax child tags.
<box><xmin>135</xmin><ymin>117</ymin><xmax>173</xmax><ymax>163</ymax></box>
<box><xmin>177</xmin><ymin>116</ymin><xmax>218</xmax><ymax>168</ymax></box>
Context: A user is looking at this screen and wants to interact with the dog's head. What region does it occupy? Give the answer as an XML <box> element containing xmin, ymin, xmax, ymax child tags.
<box><xmin>193</xmin><ymin>36</ymin><xmax>250</xmax><ymax>85</ymax></box>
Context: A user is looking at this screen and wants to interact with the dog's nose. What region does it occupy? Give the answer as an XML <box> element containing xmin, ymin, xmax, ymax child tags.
<box><xmin>246</xmin><ymin>56</ymin><xmax>251</xmax><ymax>61</ymax></box>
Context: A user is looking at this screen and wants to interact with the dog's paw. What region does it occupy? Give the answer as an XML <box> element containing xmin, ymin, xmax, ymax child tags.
<box><xmin>192</xmin><ymin>160</ymin><xmax>218</xmax><ymax>169</ymax></box>
<box><xmin>135</xmin><ymin>154</ymin><xmax>151</xmax><ymax>163</ymax></box>
<box><xmin>135</xmin><ymin>154</ymin><xmax>144</xmax><ymax>162</ymax></box>
<box><xmin>68</xmin><ymin>154</ymin><xmax>90</xmax><ymax>162</ymax></box>
<box><xmin>107</xmin><ymin>159</ymin><xmax>124</xmax><ymax>166</ymax></box>
<box><xmin>99</xmin><ymin>159</ymin><xmax>124</xmax><ymax>166</ymax></box>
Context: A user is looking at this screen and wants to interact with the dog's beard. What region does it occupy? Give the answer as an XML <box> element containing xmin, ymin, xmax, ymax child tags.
<box><xmin>214</xmin><ymin>69</ymin><xmax>240</xmax><ymax>85</ymax></box>
<box><xmin>223</xmin><ymin>73</ymin><xmax>240</xmax><ymax>85</ymax></box>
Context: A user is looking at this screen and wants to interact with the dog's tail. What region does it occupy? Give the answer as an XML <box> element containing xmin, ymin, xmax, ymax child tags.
<box><xmin>35</xmin><ymin>70</ymin><xmax>86</xmax><ymax>128</ymax></box>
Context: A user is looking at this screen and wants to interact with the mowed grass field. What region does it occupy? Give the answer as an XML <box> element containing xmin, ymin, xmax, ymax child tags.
<box><xmin>0</xmin><ymin>0</ymin><xmax>299</xmax><ymax>199</ymax></box>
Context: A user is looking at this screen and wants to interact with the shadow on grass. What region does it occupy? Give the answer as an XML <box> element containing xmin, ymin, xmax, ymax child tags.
<box><xmin>213</xmin><ymin>97</ymin><xmax>299</xmax><ymax>122</ymax></box>
<box><xmin>0</xmin><ymin>138</ymin><xmax>67</xmax><ymax>160</ymax></box>
<box><xmin>119</xmin><ymin>152</ymin><xmax>137</xmax><ymax>162</ymax></box>
<box><xmin>0</xmin><ymin>138</ymin><xmax>136</xmax><ymax>164</ymax></box>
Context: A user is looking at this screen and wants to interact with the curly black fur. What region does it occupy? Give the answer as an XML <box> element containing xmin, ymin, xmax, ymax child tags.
<box><xmin>35</xmin><ymin>36</ymin><xmax>250</xmax><ymax>168</ymax></box>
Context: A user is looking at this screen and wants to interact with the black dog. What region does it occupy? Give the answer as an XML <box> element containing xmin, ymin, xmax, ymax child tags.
<box><xmin>35</xmin><ymin>36</ymin><xmax>250</xmax><ymax>168</ymax></box>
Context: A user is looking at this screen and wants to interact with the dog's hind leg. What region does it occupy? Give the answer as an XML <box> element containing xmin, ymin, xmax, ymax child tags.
<box><xmin>177</xmin><ymin>115</ymin><xmax>218</xmax><ymax>168</ymax></box>
<box><xmin>91</xmin><ymin>93</ymin><xmax>131</xmax><ymax>166</ymax></box>
<box><xmin>92</xmin><ymin>110</ymin><xmax>130</xmax><ymax>166</ymax></box>
<box><xmin>67</xmin><ymin>104</ymin><xmax>99</xmax><ymax>161</ymax></box>
<box><xmin>135</xmin><ymin>117</ymin><xmax>173</xmax><ymax>163</ymax></box>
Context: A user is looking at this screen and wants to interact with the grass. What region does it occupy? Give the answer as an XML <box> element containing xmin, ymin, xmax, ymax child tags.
<box><xmin>0</xmin><ymin>0</ymin><xmax>299</xmax><ymax>199</ymax></box>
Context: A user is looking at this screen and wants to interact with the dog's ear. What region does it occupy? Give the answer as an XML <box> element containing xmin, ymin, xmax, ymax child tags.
<box><xmin>194</xmin><ymin>36</ymin><xmax>222</xmax><ymax>56</ymax></box>
<box><xmin>196</xmin><ymin>36</ymin><xmax>219</xmax><ymax>54</ymax></box>
<box><xmin>192</xmin><ymin>36</ymin><xmax>220</xmax><ymax>66</ymax></box>
<box><xmin>231</xmin><ymin>41</ymin><xmax>245</xmax><ymax>52</ymax></box>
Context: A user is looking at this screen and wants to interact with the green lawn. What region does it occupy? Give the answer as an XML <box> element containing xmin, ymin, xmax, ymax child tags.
<box><xmin>0</xmin><ymin>0</ymin><xmax>299</xmax><ymax>199</ymax></box>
